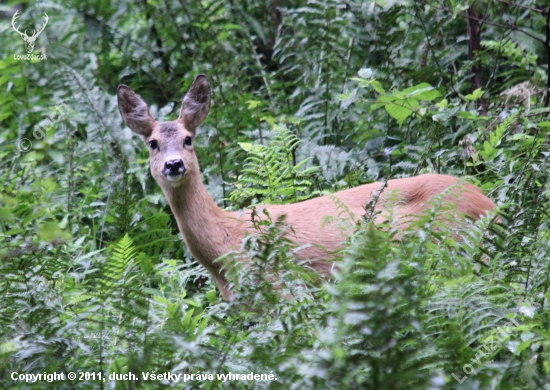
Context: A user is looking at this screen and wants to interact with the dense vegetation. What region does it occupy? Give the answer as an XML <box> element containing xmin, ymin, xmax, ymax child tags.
<box><xmin>1</xmin><ymin>0</ymin><xmax>550</xmax><ymax>388</ymax></box>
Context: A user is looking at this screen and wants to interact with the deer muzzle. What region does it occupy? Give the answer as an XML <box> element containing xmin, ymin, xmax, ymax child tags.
<box><xmin>163</xmin><ymin>159</ymin><xmax>186</xmax><ymax>181</ymax></box>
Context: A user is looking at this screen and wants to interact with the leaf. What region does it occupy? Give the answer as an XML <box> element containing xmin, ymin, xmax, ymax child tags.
<box><xmin>513</xmin><ymin>341</ymin><xmax>531</xmax><ymax>355</ymax></box>
<box><xmin>0</xmin><ymin>207</ymin><xmax>13</xmax><ymax>222</ymax></box>
<box><xmin>402</xmin><ymin>83</ymin><xmax>441</xmax><ymax>101</ymax></box>
<box><xmin>519</xmin><ymin>305</ymin><xmax>535</xmax><ymax>318</ymax></box>
<box><xmin>456</xmin><ymin>111</ymin><xmax>488</xmax><ymax>121</ymax></box>
<box><xmin>432</xmin><ymin>111</ymin><xmax>453</xmax><ymax>122</ymax></box>
<box><xmin>182</xmin><ymin>309</ymin><xmax>194</xmax><ymax>329</ymax></box>
<box><xmin>260</xmin><ymin>115</ymin><xmax>276</xmax><ymax>126</ymax></box>
<box><xmin>238</xmin><ymin>142</ymin><xmax>254</xmax><ymax>152</ymax></box>
<box><xmin>184</xmin><ymin>299</ymin><xmax>201</xmax><ymax>308</ymax></box>
<box><xmin>222</xmin><ymin>23</ymin><xmax>243</xmax><ymax>31</ymax></box>
<box><xmin>520</xmin><ymin>332</ymin><xmax>535</xmax><ymax>342</ymax></box>
<box><xmin>453</xmin><ymin>3</ymin><xmax>470</xmax><ymax>18</ymax></box>
<box><xmin>38</xmin><ymin>221</ymin><xmax>71</xmax><ymax>242</ymax></box>
<box><xmin>247</xmin><ymin>100</ymin><xmax>261</xmax><ymax>110</ymax></box>
<box><xmin>369</xmin><ymin>80</ymin><xmax>385</xmax><ymax>94</ymax></box>
<box><xmin>137</xmin><ymin>252</ymin><xmax>154</xmax><ymax>274</ymax></box>
<box><xmin>384</xmin><ymin>99</ymin><xmax>419</xmax><ymax>125</ymax></box>
<box><xmin>205</xmin><ymin>290</ymin><xmax>217</xmax><ymax>304</ymax></box>
<box><xmin>415</xmin><ymin>89</ymin><xmax>441</xmax><ymax>101</ymax></box>
<box><xmin>357</xmin><ymin>68</ymin><xmax>374</xmax><ymax>79</ymax></box>
<box><xmin>465</xmin><ymin>88</ymin><xmax>484</xmax><ymax>101</ymax></box>
<box><xmin>436</xmin><ymin>99</ymin><xmax>448</xmax><ymax>109</ymax></box>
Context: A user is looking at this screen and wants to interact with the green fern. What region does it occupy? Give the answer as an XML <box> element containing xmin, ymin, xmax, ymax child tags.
<box><xmin>101</xmin><ymin>234</ymin><xmax>137</xmax><ymax>289</ymax></box>
<box><xmin>481</xmin><ymin>39</ymin><xmax>537</xmax><ymax>68</ymax></box>
<box><xmin>229</xmin><ymin>124</ymin><xmax>321</xmax><ymax>205</ymax></box>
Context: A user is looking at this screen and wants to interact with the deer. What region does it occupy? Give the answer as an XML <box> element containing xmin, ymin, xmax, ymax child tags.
<box><xmin>11</xmin><ymin>11</ymin><xmax>48</xmax><ymax>54</ymax></box>
<box><xmin>117</xmin><ymin>75</ymin><xmax>496</xmax><ymax>300</ymax></box>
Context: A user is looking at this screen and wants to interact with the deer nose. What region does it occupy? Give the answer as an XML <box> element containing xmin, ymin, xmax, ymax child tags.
<box><xmin>164</xmin><ymin>159</ymin><xmax>185</xmax><ymax>176</ymax></box>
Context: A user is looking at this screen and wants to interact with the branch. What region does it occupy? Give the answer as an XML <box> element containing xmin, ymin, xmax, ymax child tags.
<box><xmin>422</xmin><ymin>0</ymin><xmax>546</xmax><ymax>45</ymax></box>
<box><xmin>495</xmin><ymin>0</ymin><xmax>544</xmax><ymax>13</ymax></box>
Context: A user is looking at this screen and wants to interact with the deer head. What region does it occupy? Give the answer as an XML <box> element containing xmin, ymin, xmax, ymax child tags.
<box><xmin>117</xmin><ymin>75</ymin><xmax>211</xmax><ymax>188</ymax></box>
<box><xmin>11</xmin><ymin>11</ymin><xmax>49</xmax><ymax>54</ymax></box>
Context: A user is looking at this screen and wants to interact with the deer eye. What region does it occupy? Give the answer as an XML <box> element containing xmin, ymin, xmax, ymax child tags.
<box><xmin>184</xmin><ymin>136</ymin><xmax>192</xmax><ymax>146</ymax></box>
<box><xmin>149</xmin><ymin>140</ymin><xmax>158</xmax><ymax>150</ymax></box>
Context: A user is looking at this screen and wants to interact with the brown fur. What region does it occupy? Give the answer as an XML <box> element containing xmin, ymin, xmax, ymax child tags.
<box><xmin>118</xmin><ymin>75</ymin><xmax>496</xmax><ymax>300</ymax></box>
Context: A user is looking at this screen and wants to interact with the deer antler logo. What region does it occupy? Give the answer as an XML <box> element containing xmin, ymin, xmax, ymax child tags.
<box><xmin>11</xmin><ymin>11</ymin><xmax>49</xmax><ymax>54</ymax></box>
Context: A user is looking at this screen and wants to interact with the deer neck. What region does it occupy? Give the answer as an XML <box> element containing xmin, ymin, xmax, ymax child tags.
<box><xmin>162</xmin><ymin>173</ymin><xmax>234</xmax><ymax>282</ymax></box>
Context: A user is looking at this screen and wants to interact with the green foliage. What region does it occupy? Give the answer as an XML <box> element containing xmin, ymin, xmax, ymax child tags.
<box><xmin>370</xmin><ymin>80</ymin><xmax>443</xmax><ymax>125</ymax></box>
<box><xmin>308</xmin><ymin>223</ymin><xmax>442</xmax><ymax>388</ymax></box>
<box><xmin>229</xmin><ymin>125</ymin><xmax>321</xmax><ymax>205</ymax></box>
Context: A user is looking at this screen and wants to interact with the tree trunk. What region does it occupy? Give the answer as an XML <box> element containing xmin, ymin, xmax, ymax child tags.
<box><xmin>466</xmin><ymin>2</ymin><xmax>486</xmax><ymax>113</ymax></box>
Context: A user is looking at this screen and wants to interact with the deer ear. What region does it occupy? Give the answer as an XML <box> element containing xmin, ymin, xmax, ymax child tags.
<box><xmin>178</xmin><ymin>75</ymin><xmax>211</xmax><ymax>134</ymax></box>
<box><xmin>117</xmin><ymin>85</ymin><xmax>155</xmax><ymax>138</ymax></box>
